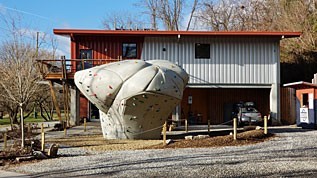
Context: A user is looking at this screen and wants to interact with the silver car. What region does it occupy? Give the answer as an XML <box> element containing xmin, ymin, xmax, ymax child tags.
<box><xmin>237</xmin><ymin>107</ymin><xmax>263</xmax><ymax>126</ymax></box>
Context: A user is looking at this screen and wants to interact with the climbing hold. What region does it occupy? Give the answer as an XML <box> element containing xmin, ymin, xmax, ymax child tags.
<box><xmin>109</xmin><ymin>85</ymin><xmax>113</xmax><ymax>89</ymax></box>
<box><xmin>132</xmin><ymin>103</ymin><xmax>136</xmax><ymax>106</ymax></box>
<box><xmin>94</xmin><ymin>73</ymin><xmax>97</xmax><ymax>76</ymax></box>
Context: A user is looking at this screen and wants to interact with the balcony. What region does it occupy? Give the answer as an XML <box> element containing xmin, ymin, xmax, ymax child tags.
<box><xmin>37</xmin><ymin>59</ymin><xmax>121</xmax><ymax>80</ymax></box>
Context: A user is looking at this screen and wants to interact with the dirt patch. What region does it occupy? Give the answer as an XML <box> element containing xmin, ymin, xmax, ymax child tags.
<box><xmin>46</xmin><ymin>135</ymin><xmax>162</xmax><ymax>151</ymax></box>
<box><xmin>45</xmin><ymin>130</ymin><xmax>274</xmax><ymax>151</ymax></box>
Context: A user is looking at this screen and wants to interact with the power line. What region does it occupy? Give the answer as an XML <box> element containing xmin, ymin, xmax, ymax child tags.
<box><xmin>3</xmin><ymin>5</ymin><xmax>50</xmax><ymax>21</ymax></box>
<box><xmin>1</xmin><ymin>5</ymin><xmax>59</xmax><ymax>24</ymax></box>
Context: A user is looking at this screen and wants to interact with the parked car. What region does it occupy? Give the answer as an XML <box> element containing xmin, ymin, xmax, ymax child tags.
<box><xmin>232</xmin><ymin>102</ymin><xmax>263</xmax><ymax>126</ymax></box>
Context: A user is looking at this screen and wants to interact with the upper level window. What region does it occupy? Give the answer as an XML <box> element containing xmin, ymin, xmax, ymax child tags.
<box><xmin>77</xmin><ymin>49</ymin><xmax>93</xmax><ymax>70</ymax></box>
<box><xmin>122</xmin><ymin>43</ymin><xmax>137</xmax><ymax>58</ymax></box>
<box><xmin>195</xmin><ymin>43</ymin><xmax>210</xmax><ymax>59</ymax></box>
<box><xmin>80</xmin><ymin>49</ymin><xmax>92</xmax><ymax>59</ymax></box>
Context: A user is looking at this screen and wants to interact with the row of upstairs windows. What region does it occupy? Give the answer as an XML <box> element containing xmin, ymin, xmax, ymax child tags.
<box><xmin>78</xmin><ymin>43</ymin><xmax>211</xmax><ymax>60</ymax></box>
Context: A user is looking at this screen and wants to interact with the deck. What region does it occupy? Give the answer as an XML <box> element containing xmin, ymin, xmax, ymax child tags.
<box><xmin>38</xmin><ymin>59</ymin><xmax>121</xmax><ymax>80</ymax></box>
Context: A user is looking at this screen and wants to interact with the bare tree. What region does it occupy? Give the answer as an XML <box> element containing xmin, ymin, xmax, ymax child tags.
<box><xmin>0</xmin><ymin>13</ymin><xmax>57</xmax><ymax>148</ymax></box>
<box><xmin>102</xmin><ymin>11</ymin><xmax>145</xmax><ymax>30</ymax></box>
<box><xmin>186</xmin><ymin>0</ymin><xmax>198</xmax><ymax>30</ymax></box>
<box><xmin>137</xmin><ymin>0</ymin><xmax>160</xmax><ymax>29</ymax></box>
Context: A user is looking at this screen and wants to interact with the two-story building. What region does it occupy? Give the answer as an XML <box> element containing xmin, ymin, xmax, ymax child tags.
<box><xmin>46</xmin><ymin>29</ymin><xmax>300</xmax><ymax>125</ymax></box>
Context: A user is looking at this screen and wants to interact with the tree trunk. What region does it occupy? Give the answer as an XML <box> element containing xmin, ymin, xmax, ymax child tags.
<box><xmin>39</xmin><ymin>103</ymin><xmax>49</xmax><ymax>121</ymax></box>
<box><xmin>20</xmin><ymin>104</ymin><xmax>25</xmax><ymax>148</ymax></box>
<box><xmin>10</xmin><ymin>111</ymin><xmax>18</xmax><ymax>124</ymax></box>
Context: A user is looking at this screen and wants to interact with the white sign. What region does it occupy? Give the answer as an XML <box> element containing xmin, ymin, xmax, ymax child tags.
<box><xmin>309</xmin><ymin>93</ymin><xmax>314</xmax><ymax>109</ymax></box>
<box><xmin>300</xmin><ymin>107</ymin><xmax>309</xmax><ymax>123</ymax></box>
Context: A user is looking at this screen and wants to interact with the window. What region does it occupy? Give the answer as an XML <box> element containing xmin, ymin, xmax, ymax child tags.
<box><xmin>195</xmin><ymin>43</ymin><xmax>210</xmax><ymax>59</ymax></box>
<box><xmin>302</xmin><ymin>93</ymin><xmax>309</xmax><ymax>107</ymax></box>
<box><xmin>80</xmin><ymin>49</ymin><xmax>92</xmax><ymax>59</ymax></box>
<box><xmin>122</xmin><ymin>43</ymin><xmax>137</xmax><ymax>58</ymax></box>
<box><xmin>77</xmin><ymin>49</ymin><xmax>93</xmax><ymax>70</ymax></box>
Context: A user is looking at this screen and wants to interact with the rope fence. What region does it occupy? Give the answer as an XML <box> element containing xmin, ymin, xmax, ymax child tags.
<box><xmin>1</xmin><ymin>116</ymin><xmax>269</xmax><ymax>150</ymax></box>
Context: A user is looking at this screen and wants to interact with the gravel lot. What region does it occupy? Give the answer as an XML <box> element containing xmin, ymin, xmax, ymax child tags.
<box><xmin>7</xmin><ymin>127</ymin><xmax>317</xmax><ymax>177</ymax></box>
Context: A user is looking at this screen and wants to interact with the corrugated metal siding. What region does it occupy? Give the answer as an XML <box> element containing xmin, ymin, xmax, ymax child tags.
<box><xmin>142</xmin><ymin>36</ymin><xmax>279</xmax><ymax>85</ymax></box>
<box><xmin>280</xmin><ymin>87</ymin><xmax>296</xmax><ymax>124</ymax></box>
<box><xmin>181</xmin><ymin>88</ymin><xmax>270</xmax><ymax>124</ymax></box>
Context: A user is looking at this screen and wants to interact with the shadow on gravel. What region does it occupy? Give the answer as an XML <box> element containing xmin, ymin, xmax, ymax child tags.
<box><xmin>269</xmin><ymin>127</ymin><xmax>315</xmax><ymax>134</ymax></box>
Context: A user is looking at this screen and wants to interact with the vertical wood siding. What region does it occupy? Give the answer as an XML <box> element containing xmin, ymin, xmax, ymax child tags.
<box><xmin>74</xmin><ymin>35</ymin><xmax>144</xmax><ymax>60</ymax></box>
<box><xmin>181</xmin><ymin>88</ymin><xmax>270</xmax><ymax>124</ymax></box>
<box><xmin>280</xmin><ymin>87</ymin><xmax>296</xmax><ymax>124</ymax></box>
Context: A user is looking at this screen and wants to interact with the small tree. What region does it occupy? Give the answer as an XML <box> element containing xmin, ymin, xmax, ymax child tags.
<box><xmin>0</xmin><ymin>13</ymin><xmax>57</xmax><ymax>148</ymax></box>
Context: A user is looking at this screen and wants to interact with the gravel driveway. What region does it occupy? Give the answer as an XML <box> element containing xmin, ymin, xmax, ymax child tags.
<box><xmin>9</xmin><ymin>127</ymin><xmax>317</xmax><ymax>177</ymax></box>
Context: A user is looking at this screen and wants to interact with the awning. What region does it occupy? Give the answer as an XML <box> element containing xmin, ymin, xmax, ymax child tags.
<box><xmin>283</xmin><ymin>81</ymin><xmax>317</xmax><ymax>89</ymax></box>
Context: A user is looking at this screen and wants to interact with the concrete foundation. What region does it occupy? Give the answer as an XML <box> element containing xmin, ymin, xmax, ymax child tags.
<box><xmin>70</xmin><ymin>87</ymin><xmax>80</xmax><ymax>126</ymax></box>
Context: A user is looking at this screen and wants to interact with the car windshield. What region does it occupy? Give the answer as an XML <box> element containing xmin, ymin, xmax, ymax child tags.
<box><xmin>241</xmin><ymin>107</ymin><xmax>258</xmax><ymax>113</ymax></box>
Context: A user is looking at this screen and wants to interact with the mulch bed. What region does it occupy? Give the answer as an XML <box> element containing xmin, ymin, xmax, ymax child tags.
<box><xmin>145</xmin><ymin>130</ymin><xmax>275</xmax><ymax>149</ymax></box>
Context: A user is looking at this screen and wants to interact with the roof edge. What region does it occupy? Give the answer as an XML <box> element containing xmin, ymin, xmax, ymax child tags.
<box><xmin>53</xmin><ymin>29</ymin><xmax>301</xmax><ymax>38</ymax></box>
<box><xmin>284</xmin><ymin>81</ymin><xmax>317</xmax><ymax>89</ymax></box>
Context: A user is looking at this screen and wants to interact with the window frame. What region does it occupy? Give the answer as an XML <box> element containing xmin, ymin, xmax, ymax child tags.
<box><xmin>122</xmin><ymin>42</ymin><xmax>137</xmax><ymax>59</ymax></box>
<box><xmin>195</xmin><ymin>43</ymin><xmax>210</xmax><ymax>59</ymax></box>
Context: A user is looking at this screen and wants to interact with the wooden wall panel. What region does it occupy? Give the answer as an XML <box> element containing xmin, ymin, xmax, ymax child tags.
<box><xmin>181</xmin><ymin>88</ymin><xmax>270</xmax><ymax>124</ymax></box>
<box><xmin>280</xmin><ymin>87</ymin><xmax>296</xmax><ymax>124</ymax></box>
<box><xmin>80</xmin><ymin>96</ymin><xmax>88</xmax><ymax>119</ymax></box>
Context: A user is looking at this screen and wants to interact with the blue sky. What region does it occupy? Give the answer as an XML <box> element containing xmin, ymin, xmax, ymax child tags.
<box><xmin>0</xmin><ymin>0</ymin><xmax>141</xmax><ymax>57</ymax></box>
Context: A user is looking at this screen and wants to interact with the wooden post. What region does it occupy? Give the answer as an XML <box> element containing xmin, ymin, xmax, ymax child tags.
<box><xmin>28</xmin><ymin>123</ymin><xmax>31</xmax><ymax>134</ymax></box>
<box><xmin>48</xmin><ymin>81</ymin><xmax>62</xmax><ymax>123</ymax></box>
<box><xmin>185</xmin><ymin>118</ymin><xmax>188</xmax><ymax>133</ymax></box>
<box><xmin>81</xmin><ymin>59</ymin><xmax>85</xmax><ymax>70</ymax></box>
<box><xmin>3</xmin><ymin>129</ymin><xmax>7</xmax><ymax>150</ymax></box>
<box><xmin>41</xmin><ymin>124</ymin><xmax>45</xmax><ymax>152</ymax></box>
<box><xmin>208</xmin><ymin>119</ymin><xmax>211</xmax><ymax>134</ymax></box>
<box><xmin>84</xmin><ymin>118</ymin><xmax>87</xmax><ymax>132</ymax></box>
<box><xmin>264</xmin><ymin>116</ymin><xmax>268</xmax><ymax>135</ymax></box>
<box><xmin>64</xmin><ymin>122</ymin><xmax>67</xmax><ymax>137</ymax></box>
<box><xmin>163</xmin><ymin>121</ymin><xmax>167</xmax><ymax>146</ymax></box>
<box><xmin>41</xmin><ymin>123</ymin><xmax>44</xmax><ymax>133</ymax></box>
<box><xmin>233</xmin><ymin>118</ymin><xmax>237</xmax><ymax>140</ymax></box>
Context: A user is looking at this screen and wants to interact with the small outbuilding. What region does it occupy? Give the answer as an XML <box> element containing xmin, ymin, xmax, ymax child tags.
<box><xmin>284</xmin><ymin>81</ymin><xmax>317</xmax><ymax>129</ymax></box>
